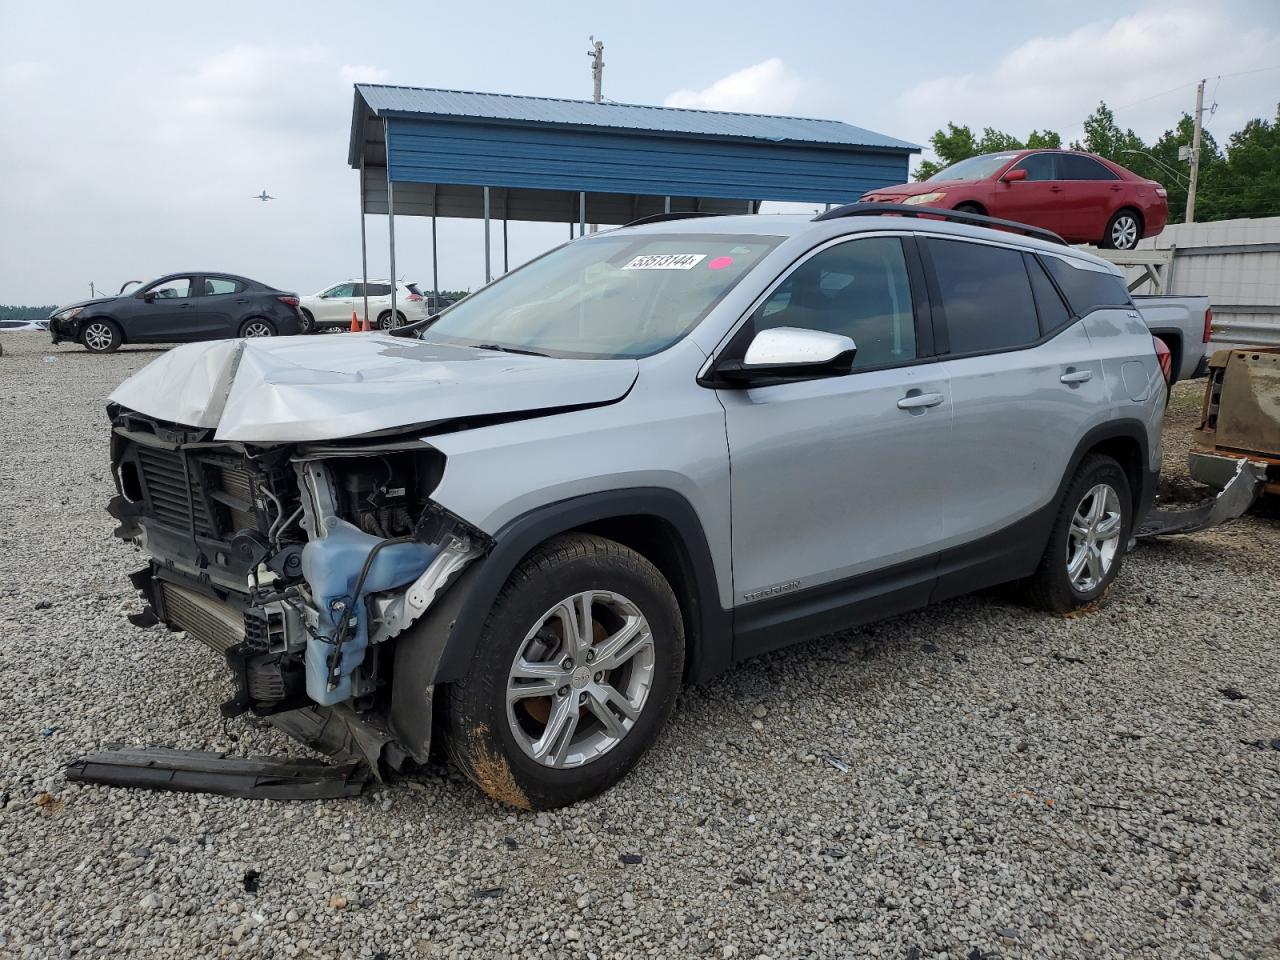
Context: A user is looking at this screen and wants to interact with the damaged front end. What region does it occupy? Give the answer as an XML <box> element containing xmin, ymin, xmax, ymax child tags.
<box><xmin>108</xmin><ymin>405</ymin><xmax>491</xmax><ymax>773</ymax></box>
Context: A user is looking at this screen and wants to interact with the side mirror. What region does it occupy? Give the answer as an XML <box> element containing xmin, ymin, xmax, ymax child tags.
<box><xmin>1002</xmin><ymin>168</ymin><xmax>1028</xmax><ymax>183</ymax></box>
<box><xmin>141</xmin><ymin>291</ymin><xmax>157</xmax><ymax>302</ymax></box>
<box><xmin>717</xmin><ymin>327</ymin><xmax>857</xmax><ymax>385</ymax></box>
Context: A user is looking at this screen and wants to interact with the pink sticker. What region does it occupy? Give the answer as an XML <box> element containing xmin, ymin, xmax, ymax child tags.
<box><xmin>708</xmin><ymin>256</ymin><xmax>733</xmax><ymax>270</ymax></box>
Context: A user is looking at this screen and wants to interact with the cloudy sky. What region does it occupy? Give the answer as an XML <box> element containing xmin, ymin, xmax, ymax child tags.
<box><xmin>1</xmin><ymin>0</ymin><xmax>1276</xmax><ymax>305</ymax></box>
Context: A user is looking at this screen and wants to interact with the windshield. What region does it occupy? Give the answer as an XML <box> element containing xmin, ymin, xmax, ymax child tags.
<box><xmin>927</xmin><ymin>153</ymin><xmax>1017</xmax><ymax>182</ymax></box>
<box><xmin>421</xmin><ymin>232</ymin><xmax>781</xmax><ymax>359</ymax></box>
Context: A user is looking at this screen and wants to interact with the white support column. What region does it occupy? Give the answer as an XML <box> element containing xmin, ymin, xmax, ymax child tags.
<box><xmin>384</xmin><ymin>119</ymin><xmax>396</xmax><ymax>328</ymax></box>
<box><xmin>359</xmin><ymin>155</ymin><xmax>369</xmax><ymax>326</ymax></box>
<box><xmin>483</xmin><ymin>186</ymin><xmax>492</xmax><ymax>284</ymax></box>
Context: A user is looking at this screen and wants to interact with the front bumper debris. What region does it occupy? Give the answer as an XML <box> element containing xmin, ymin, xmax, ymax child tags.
<box><xmin>1136</xmin><ymin>457</ymin><xmax>1267</xmax><ymax>538</ymax></box>
<box><xmin>66</xmin><ymin>746</ymin><xmax>372</xmax><ymax>800</ymax></box>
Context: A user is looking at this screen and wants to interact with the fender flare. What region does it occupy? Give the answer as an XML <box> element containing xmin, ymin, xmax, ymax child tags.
<box><xmin>1061</xmin><ymin>418</ymin><xmax>1155</xmax><ymax>518</ymax></box>
<box><xmin>388</xmin><ymin>487</ymin><xmax>730</xmax><ymax>762</ymax></box>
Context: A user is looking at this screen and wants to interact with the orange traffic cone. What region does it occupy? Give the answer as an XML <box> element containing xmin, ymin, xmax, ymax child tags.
<box><xmin>361</xmin><ymin>313</ymin><xmax>371</xmax><ymax>333</ymax></box>
<box><xmin>349</xmin><ymin>310</ymin><xmax>359</xmax><ymax>333</ymax></box>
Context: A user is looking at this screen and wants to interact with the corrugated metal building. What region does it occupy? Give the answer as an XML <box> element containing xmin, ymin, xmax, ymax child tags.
<box><xmin>349</xmin><ymin>84</ymin><xmax>918</xmax><ymax>223</ymax></box>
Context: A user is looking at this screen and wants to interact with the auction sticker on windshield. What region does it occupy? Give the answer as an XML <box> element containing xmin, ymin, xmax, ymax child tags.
<box><xmin>622</xmin><ymin>253</ymin><xmax>707</xmax><ymax>270</ymax></box>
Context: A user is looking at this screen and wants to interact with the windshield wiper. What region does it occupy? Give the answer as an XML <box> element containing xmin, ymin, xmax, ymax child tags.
<box><xmin>470</xmin><ymin>343</ymin><xmax>550</xmax><ymax>358</ymax></box>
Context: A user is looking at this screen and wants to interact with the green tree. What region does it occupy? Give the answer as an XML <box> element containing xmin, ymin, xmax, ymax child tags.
<box><xmin>1070</xmin><ymin>101</ymin><xmax>1145</xmax><ymax>164</ymax></box>
<box><xmin>912</xmin><ymin>123</ymin><xmax>1062</xmax><ymax>180</ymax></box>
<box><xmin>1200</xmin><ymin>106</ymin><xmax>1280</xmax><ymax>220</ymax></box>
<box><xmin>1138</xmin><ymin>114</ymin><xmax>1222</xmax><ymax>223</ymax></box>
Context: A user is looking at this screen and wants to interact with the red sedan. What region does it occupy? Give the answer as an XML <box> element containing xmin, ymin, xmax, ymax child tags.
<box><xmin>860</xmin><ymin>149</ymin><xmax>1168</xmax><ymax>249</ymax></box>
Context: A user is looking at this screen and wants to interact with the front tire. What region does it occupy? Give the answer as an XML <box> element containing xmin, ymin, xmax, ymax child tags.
<box><xmin>445</xmin><ymin>534</ymin><xmax>685</xmax><ymax>809</ymax></box>
<box><xmin>1102</xmin><ymin>209</ymin><xmax>1142</xmax><ymax>250</ymax></box>
<box><xmin>81</xmin><ymin>319</ymin><xmax>122</xmax><ymax>353</ymax></box>
<box><xmin>298</xmin><ymin>309</ymin><xmax>316</xmax><ymax>334</ymax></box>
<box><xmin>1022</xmin><ymin>454</ymin><xmax>1131</xmax><ymax>613</ymax></box>
<box><xmin>954</xmin><ymin>202</ymin><xmax>985</xmax><ymax>216</ymax></box>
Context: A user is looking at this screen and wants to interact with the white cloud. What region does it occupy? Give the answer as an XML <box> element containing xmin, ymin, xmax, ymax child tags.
<box><xmin>340</xmin><ymin>64</ymin><xmax>389</xmax><ymax>85</ymax></box>
<box><xmin>664</xmin><ymin>58</ymin><xmax>807</xmax><ymax>114</ymax></box>
<box><xmin>898</xmin><ymin>6</ymin><xmax>1280</xmax><ymax>150</ymax></box>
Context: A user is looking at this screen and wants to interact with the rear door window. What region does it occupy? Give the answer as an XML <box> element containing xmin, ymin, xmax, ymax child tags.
<box><xmin>1040</xmin><ymin>255</ymin><xmax>1131</xmax><ymax>316</ymax></box>
<box><xmin>926</xmin><ymin>239</ymin><xmax>1039</xmax><ymax>354</ymax></box>
<box><xmin>363</xmin><ymin>283</ymin><xmax>393</xmax><ymax>297</ymax></box>
<box><xmin>201</xmin><ymin>277</ymin><xmax>242</xmax><ymax>296</ymax></box>
<box><xmin>1057</xmin><ymin>155</ymin><xmax>1119</xmax><ymax>180</ymax></box>
<box><xmin>751</xmin><ymin>236</ymin><xmax>917</xmax><ymax>370</ymax></box>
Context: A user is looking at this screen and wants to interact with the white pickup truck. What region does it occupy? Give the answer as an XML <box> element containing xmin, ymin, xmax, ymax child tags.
<box><xmin>1134</xmin><ymin>294</ymin><xmax>1213</xmax><ymax>383</ymax></box>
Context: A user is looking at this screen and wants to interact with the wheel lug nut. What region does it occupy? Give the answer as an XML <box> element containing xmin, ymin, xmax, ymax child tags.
<box><xmin>578</xmin><ymin>693</ymin><xmax>587</xmax><ymax>705</ymax></box>
<box><xmin>557</xmin><ymin>686</ymin><xmax>569</xmax><ymax>698</ymax></box>
<box><xmin>585</xmin><ymin>649</ymin><xmax>595</xmax><ymax>663</ymax></box>
<box><xmin>594</xmin><ymin>673</ymin><xmax>603</xmax><ymax>683</ymax></box>
<box><xmin>561</xmin><ymin>657</ymin><xmax>574</xmax><ymax>671</ymax></box>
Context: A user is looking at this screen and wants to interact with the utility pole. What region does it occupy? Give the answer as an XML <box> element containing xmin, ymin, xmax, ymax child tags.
<box><xmin>588</xmin><ymin>37</ymin><xmax>604</xmax><ymax>103</ymax></box>
<box><xmin>1186</xmin><ymin>78</ymin><xmax>1205</xmax><ymax>224</ymax></box>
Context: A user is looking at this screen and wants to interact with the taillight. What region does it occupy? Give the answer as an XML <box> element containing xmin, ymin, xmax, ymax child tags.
<box><xmin>406</xmin><ymin>293</ymin><xmax>423</xmax><ymax>302</ymax></box>
<box><xmin>277</xmin><ymin>295</ymin><xmax>300</xmax><ymax>306</ymax></box>
<box><xmin>1203</xmin><ymin>307</ymin><xmax>1213</xmax><ymax>344</ymax></box>
<box><xmin>1152</xmin><ymin>336</ymin><xmax>1173</xmax><ymax>385</ymax></box>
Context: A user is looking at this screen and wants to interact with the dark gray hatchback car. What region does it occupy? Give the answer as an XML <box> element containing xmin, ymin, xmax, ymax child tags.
<box><xmin>49</xmin><ymin>272</ymin><xmax>303</xmax><ymax>352</ymax></box>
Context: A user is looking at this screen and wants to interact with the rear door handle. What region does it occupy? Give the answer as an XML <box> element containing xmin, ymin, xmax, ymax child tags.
<box><xmin>1060</xmin><ymin>369</ymin><xmax>1093</xmax><ymax>384</ymax></box>
<box><xmin>897</xmin><ymin>391</ymin><xmax>944</xmax><ymax>410</ymax></box>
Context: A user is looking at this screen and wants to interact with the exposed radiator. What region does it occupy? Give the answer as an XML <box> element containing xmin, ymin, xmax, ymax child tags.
<box><xmin>159</xmin><ymin>581</ymin><xmax>244</xmax><ymax>655</ymax></box>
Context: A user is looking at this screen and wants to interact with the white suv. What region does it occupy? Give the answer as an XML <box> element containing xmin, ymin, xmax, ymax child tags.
<box><xmin>298</xmin><ymin>280</ymin><xmax>431</xmax><ymax>332</ymax></box>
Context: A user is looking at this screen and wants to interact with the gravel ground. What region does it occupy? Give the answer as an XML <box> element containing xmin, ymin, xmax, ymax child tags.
<box><xmin>1</xmin><ymin>332</ymin><xmax>1277</xmax><ymax>960</ymax></box>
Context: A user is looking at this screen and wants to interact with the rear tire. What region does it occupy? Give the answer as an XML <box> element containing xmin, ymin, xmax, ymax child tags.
<box><xmin>1022</xmin><ymin>454</ymin><xmax>1132</xmax><ymax>613</ymax></box>
<box><xmin>239</xmin><ymin>318</ymin><xmax>276</xmax><ymax>338</ymax></box>
<box><xmin>378</xmin><ymin>310</ymin><xmax>407</xmax><ymax>330</ymax></box>
<box><xmin>81</xmin><ymin>319</ymin><xmax>122</xmax><ymax>353</ymax></box>
<box><xmin>1102</xmin><ymin>208</ymin><xmax>1142</xmax><ymax>250</ymax></box>
<box><xmin>445</xmin><ymin>534</ymin><xmax>685</xmax><ymax>809</ymax></box>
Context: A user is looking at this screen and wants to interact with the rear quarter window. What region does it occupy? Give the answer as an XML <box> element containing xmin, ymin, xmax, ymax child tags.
<box><xmin>1041</xmin><ymin>256</ymin><xmax>1131</xmax><ymax>316</ymax></box>
<box><xmin>926</xmin><ymin>238</ymin><xmax>1039</xmax><ymax>355</ymax></box>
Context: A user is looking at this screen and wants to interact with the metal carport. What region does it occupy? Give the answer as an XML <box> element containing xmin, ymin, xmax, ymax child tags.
<box><xmin>347</xmin><ymin>83</ymin><xmax>918</xmax><ymax>320</ymax></box>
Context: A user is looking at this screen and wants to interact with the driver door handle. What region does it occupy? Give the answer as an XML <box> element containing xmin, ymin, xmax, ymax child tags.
<box><xmin>1060</xmin><ymin>369</ymin><xmax>1093</xmax><ymax>384</ymax></box>
<box><xmin>897</xmin><ymin>392</ymin><xmax>944</xmax><ymax>410</ymax></box>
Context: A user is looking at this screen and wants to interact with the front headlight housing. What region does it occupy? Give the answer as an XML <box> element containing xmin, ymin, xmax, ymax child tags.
<box><xmin>54</xmin><ymin>306</ymin><xmax>84</xmax><ymax>323</ymax></box>
<box><xmin>902</xmin><ymin>192</ymin><xmax>946</xmax><ymax>206</ymax></box>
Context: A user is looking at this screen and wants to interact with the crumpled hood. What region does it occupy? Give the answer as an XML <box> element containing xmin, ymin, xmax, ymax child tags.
<box><xmin>109</xmin><ymin>335</ymin><xmax>639</xmax><ymax>442</ymax></box>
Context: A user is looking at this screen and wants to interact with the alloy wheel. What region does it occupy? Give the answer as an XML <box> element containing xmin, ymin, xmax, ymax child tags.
<box><xmin>1066</xmin><ymin>483</ymin><xmax>1122</xmax><ymax>592</ymax></box>
<box><xmin>83</xmin><ymin>322</ymin><xmax>114</xmax><ymax>351</ymax></box>
<box><xmin>242</xmin><ymin>321</ymin><xmax>274</xmax><ymax>338</ymax></box>
<box><xmin>1111</xmin><ymin>215</ymin><xmax>1139</xmax><ymax>250</ymax></box>
<box><xmin>506</xmin><ymin>590</ymin><xmax>656</xmax><ymax>769</ymax></box>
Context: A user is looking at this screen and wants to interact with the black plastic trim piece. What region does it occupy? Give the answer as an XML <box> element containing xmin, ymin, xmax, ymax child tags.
<box><xmin>66</xmin><ymin>747</ymin><xmax>371</xmax><ymax>800</ymax></box>
<box><xmin>813</xmin><ymin>201</ymin><xmax>1068</xmax><ymax>246</ymax></box>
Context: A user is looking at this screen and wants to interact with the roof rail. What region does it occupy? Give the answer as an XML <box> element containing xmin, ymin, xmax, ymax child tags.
<box><xmin>622</xmin><ymin>211</ymin><xmax>727</xmax><ymax>228</ymax></box>
<box><xmin>812</xmin><ymin>202</ymin><xmax>1067</xmax><ymax>246</ymax></box>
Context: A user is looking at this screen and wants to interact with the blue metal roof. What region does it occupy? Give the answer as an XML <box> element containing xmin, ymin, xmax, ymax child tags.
<box><xmin>355</xmin><ymin>84</ymin><xmax>918</xmax><ymax>152</ymax></box>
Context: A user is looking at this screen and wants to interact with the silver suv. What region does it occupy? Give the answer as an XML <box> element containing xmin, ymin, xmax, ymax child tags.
<box><xmin>107</xmin><ymin>206</ymin><xmax>1165</xmax><ymax>808</ymax></box>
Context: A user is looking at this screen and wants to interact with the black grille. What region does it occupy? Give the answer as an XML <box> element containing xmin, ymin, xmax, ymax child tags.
<box><xmin>136</xmin><ymin>445</ymin><xmax>214</xmax><ymax>536</ymax></box>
